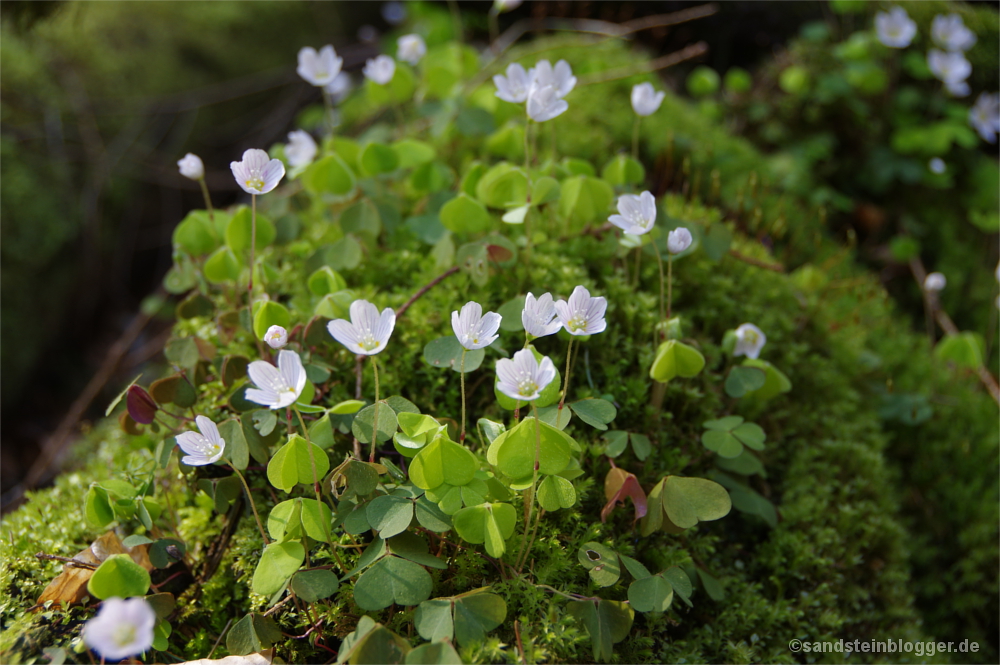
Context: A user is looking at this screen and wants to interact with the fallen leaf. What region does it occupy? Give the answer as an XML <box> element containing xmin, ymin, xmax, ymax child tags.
<box><xmin>170</xmin><ymin>649</ymin><xmax>273</xmax><ymax>665</ymax></box>
<box><xmin>36</xmin><ymin>532</ymin><xmax>152</xmax><ymax>608</ymax></box>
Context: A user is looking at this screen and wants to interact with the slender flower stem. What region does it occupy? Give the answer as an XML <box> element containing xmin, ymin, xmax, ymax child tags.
<box><xmin>667</xmin><ymin>254</ymin><xmax>674</xmax><ymax>319</ymax></box>
<box><xmin>322</xmin><ymin>89</ymin><xmax>336</xmax><ymax>137</ymax></box>
<box><xmin>292</xmin><ymin>403</ymin><xmax>343</xmax><ymax>571</ymax></box>
<box><xmin>198</xmin><ymin>177</ymin><xmax>215</xmax><ymax>222</ymax></box>
<box><xmin>370</xmin><ymin>356</ymin><xmax>380</xmax><ymax>462</ymax></box>
<box><xmin>633</xmin><ymin>246</ymin><xmax>642</xmax><ymax>287</ymax></box>
<box><xmin>230</xmin><ymin>465</ymin><xmax>269</xmax><ymax>545</ymax></box>
<box><xmin>460</xmin><ymin>349</ymin><xmax>467</xmax><ymax>442</ymax></box>
<box><xmin>632</xmin><ymin>116</ymin><xmax>641</xmax><ymax>161</ymax></box>
<box><xmin>515</xmin><ymin>406</ymin><xmax>542</xmax><ymax>574</ymax></box>
<box><xmin>248</xmin><ymin>194</ymin><xmax>257</xmax><ymax>294</ymax></box>
<box><xmin>655</xmin><ymin>245</ymin><xmax>666</xmax><ymax>323</ymax></box>
<box><xmin>558</xmin><ymin>338</ymin><xmax>575</xmax><ymax>410</ymax></box>
<box><xmin>523</xmin><ymin>116</ymin><xmax>534</xmax><ymax>264</ymax></box>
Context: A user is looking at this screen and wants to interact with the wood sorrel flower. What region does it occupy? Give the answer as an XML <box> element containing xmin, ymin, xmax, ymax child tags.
<box><xmin>327</xmin><ymin>300</ymin><xmax>396</xmax><ymax>355</ymax></box>
<box><xmin>452</xmin><ymin>301</ymin><xmax>502</xmax><ymax>350</ymax></box>
<box><xmin>493</xmin><ymin>63</ymin><xmax>531</xmax><ymax>103</ymax></box>
<box><xmin>667</xmin><ymin>227</ymin><xmax>693</xmax><ymax>254</ymax></box>
<box><xmin>522</xmin><ymin>292</ymin><xmax>561</xmax><ymax>338</ymax></box>
<box><xmin>496</xmin><ymin>348</ymin><xmax>556</xmax><ymax>401</ymax></box>
<box><xmin>969</xmin><ymin>92</ymin><xmax>1000</xmax><ymax>143</ymax></box>
<box><xmin>324</xmin><ymin>72</ymin><xmax>353</xmax><ymax>103</ymax></box>
<box><xmin>928</xmin><ymin>50</ymin><xmax>971</xmax><ymax>97</ymax></box>
<box><xmin>924</xmin><ymin>272</ymin><xmax>947</xmax><ymax>292</ymax></box>
<box><xmin>932</xmin><ymin>13</ymin><xmax>976</xmax><ymax>52</ymax></box>
<box><xmin>177</xmin><ymin>153</ymin><xmax>204</xmax><ymax>180</ymax></box>
<box><xmin>397</xmin><ymin>34</ymin><xmax>426</xmax><ymax>65</ymax></box>
<box><xmin>555</xmin><ymin>286</ymin><xmax>607</xmax><ymax>336</ymax></box>
<box><xmin>297</xmin><ymin>45</ymin><xmax>343</xmax><ymax>86</ymax></box>
<box><xmin>631</xmin><ymin>82</ymin><xmax>666</xmax><ymax>116</ymax></box>
<box><xmin>875</xmin><ymin>7</ymin><xmax>917</xmax><ymax>49</ymax></box>
<box><xmin>285</xmin><ymin>130</ymin><xmax>317</xmax><ymax>168</ymax></box>
<box><xmin>83</xmin><ymin>597</ymin><xmax>156</xmax><ymax>661</ymax></box>
<box><xmin>363</xmin><ymin>55</ymin><xmax>396</xmax><ymax>85</ymax></box>
<box><xmin>609</xmin><ymin>191</ymin><xmax>657</xmax><ymax>235</ymax></box>
<box><xmin>246</xmin><ymin>350</ymin><xmax>306</xmax><ymax>409</ymax></box>
<box><xmin>529</xmin><ymin>59</ymin><xmax>575</xmax><ymax>98</ymax></box>
<box><xmin>527</xmin><ymin>84</ymin><xmax>568</xmax><ymax>122</ymax></box>
<box><xmin>264</xmin><ymin>325</ymin><xmax>288</xmax><ymax>349</ymax></box>
<box><xmin>176</xmin><ymin>415</ymin><xmax>226</xmax><ymax>466</ymax></box>
<box><xmin>230</xmin><ymin>149</ymin><xmax>285</xmax><ymax>195</ymax></box>
<box><xmin>733</xmin><ymin>323</ymin><xmax>766</xmax><ymax>360</ymax></box>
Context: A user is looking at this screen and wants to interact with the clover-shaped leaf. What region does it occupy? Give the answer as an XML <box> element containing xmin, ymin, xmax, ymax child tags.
<box><xmin>354</xmin><ymin>555</ymin><xmax>433</xmax><ymax>610</ymax></box>
<box><xmin>266</xmin><ymin>435</ymin><xmax>330</xmax><ymax>492</ymax></box>
<box><xmin>366</xmin><ymin>494</ymin><xmax>414</xmax><ymax>539</ymax></box>
<box><xmin>569</xmin><ymin>398</ymin><xmax>617</xmax><ymax>430</ymax></box>
<box><xmin>409</xmin><ymin>436</ymin><xmax>478</xmax><ymax>490</ymax></box>
<box><xmin>641</xmin><ymin>476</ymin><xmax>732</xmax><ymax>535</ymax></box>
<box><xmin>702</xmin><ymin>416</ymin><xmax>766</xmax><ymax>458</ymax></box>
<box><xmin>567</xmin><ymin>599</ymin><xmax>634</xmax><ymax>663</ymax></box>
<box><xmin>577</xmin><ymin>542</ymin><xmax>621</xmax><ymax>587</ymax></box>
<box><xmin>452</xmin><ymin>503</ymin><xmax>516</xmax><ymax>558</ymax></box>
<box><xmin>251</xmin><ymin>541</ymin><xmax>305</xmax><ymax>597</ymax></box>
<box><xmin>267</xmin><ymin>498</ymin><xmax>332</xmax><ymax>542</ymax></box>
<box><xmin>649</xmin><ymin>340</ymin><xmax>706</xmax><ymax>383</ymax></box>
<box><xmin>537</xmin><ymin>475</ymin><xmax>576</xmax><ymax>511</ymax></box>
<box><xmin>414</xmin><ymin>588</ymin><xmax>507</xmax><ymax>646</ymax></box>
<box><xmin>487</xmin><ymin>417</ymin><xmax>579</xmax><ymax>482</ymax></box>
<box><xmin>724</xmin><ymin>365</ymin><xmax>766</xmax><ymax>397</ymax></box>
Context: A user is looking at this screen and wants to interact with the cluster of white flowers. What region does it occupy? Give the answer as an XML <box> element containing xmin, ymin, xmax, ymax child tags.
<box><xmin>494</xmin><ymin>59</ymin><xmax>575</xmax><ymax>122</ymax></box>
<box><xmin>607</xmin><ymin>191</ymin><xmax>692</xmax><ymax>254</ymax></box>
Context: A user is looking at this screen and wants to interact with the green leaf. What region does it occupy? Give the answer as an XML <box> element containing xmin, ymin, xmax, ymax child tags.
<box><xmin>628</xmin><ymin>574</ymin><xmax>674</xmax><ymax>613</ymax></box>
<box><xmin>532</xmin><ymin>176</ymin><xmax>561</xmax><ymax>206</ymax></box>
<box><xmin>452</xmin><ymin>503</ymin><xmax>516</xmax><ymax>557</ymax></box>
<box><xmin>702</xmin><ymin>223</ymin><xmax>732</xmax><ymax>261</ymax></box>
<box><xmin>226</xmin><ymin>207</ymin><xmax>276</xmax><ymax>254</ymax></box>
<box><xmin>392</xmin><ymin>139</ymin><xmax>436</xmax><ymax>168</ymax></box>
<box><xmin>423</xmin><ymin>336</ymin><xmax>485</xmax><ymax>373</ymax></box>
<box><xmin>414</xmin><ymin>599</ymin><xmax>453</xmax><ymax>641</ymax></box>
<box><xmin>148</xmin><ymin>539</ymin><xmax>185</xmax><ymax>569</ymax></box>
<box><xmin>358</xmin><ymin>142</ymin><xmax>399</xmax><ymax>176</ymax></box>
<box><xmin>701</xmin><ymin>430</ymin><xmax>743</xmax><ymax>458</ymax></box>
<box><xmin>303</xmin><ymin>154</ymin><xmax>356</xmax><ymax>197</ymax></box>
<box><xmin>740</xmin><ymin>358</ymin><xmax>792</xmax><ymax>401</ymax></box>
<box><xmin>661</xmin><ymin>476</ymin><xmax>733</xmax><ymax>529</ymax></box>
<box><xmin>341</xmin><ymin>199</ymin><xmax>382</xmax><ymax>245</ymax></box>
<box><xmin>619</xmin><ymin>554</ymin><xmax>652</xmax><ymax>580</ymax></box>
<box><xmin>569</xmin><ymin>398</ymin><xmax>617</xmax><ymax>430</ymax></box>
<box><xmin>649</xmin><ymin>340</ymin><xmax>706</xmax><ymax>383</ymax></box>
<box><xmin>348</xmin><ymin>624</ymin><xmax>411</xmax><ymax>665</ymax></box>
<box><xmin>475</xmin><ymin>163</ymin><xmax>527</xmax><ymax>209</ymax></box>
<box><xmin>215</xmin><ymin>419</ymin><xmax>247</xmax><ymax>470</ymax></box>
<box><xmin>567</xmin><ymin>600</ymin><xmax>634</xmax><ymax>663</ymax></box>
<box><xmin>203</xmin><ymin>247</ymin><xmax>241</xmax><ymax>284</ymax></box>
<box><xmin>252</xmin><ymin>300</ymin><xmax>291</xmax><ymax>340</ymax></box>
<box><xmin>415</xmin><ymin>496</ymin><xmax>453</xmax><ymax>532</ymax></box>
<box><xmin>85</xmin><ymin>486</ymin><xmax>115</xmax><ymax>528</ymax></box>
<box><xmin>715</xmin><ymin>449</ymin><xmax>766</xmax><ymax>476</ymax></box>
<box><xmin>307</xmin><ymin>266</ymin><xmax>348</xmax><ymax>296</ymax></box>
<box><xmin>440</xmin><ymin>194</ymin><xmax>491</xmax><ymax>234</ymax></box>
<box><xmin>226</xmin><ymin>613</ymin><xmax>282</xmax><ymax>656</ymax></box>
<box><xmin>343</xmin><ymin>537</ymin><xmax>387</xmax><ymax>579</ymax></box>
<box><xmin>266</xmin><ymin>435</ymin><xmax>331</xmax><ymax>492</ymax></box>
<box><xmin>87</xmin><ymin>554</ymin><xmax>151</xmax><ymax>600</ymax></box>
<box><xmin>352</xmin><ymin>403</ymin><xmax>399</xmax><ymax>444</ymax></box>
<box><xmin>251</xmin><ymin>541</ymin><xmax>305</xmax><ymax>596</ymax></box>
<box><xmin>934</xmin><ymin>332</ymin><xmax>984</xmax><ymax>369</ymax></box>
<box><xmin>601</xmin><ymin>154</ymin><xmax>645</xmax><ymax>186</ymax></box>
<box><xmin>630</xmin><ymin>433</ymin><xmax>652</xmax><ymax>461</ymax></box>
<box><xmin>725</xmin><ymin>365</ymin><xmax>766</xmax><ymax>397</ymax></box>
<box><xmin>409</xmin><ymin>436</ymin><xmax>478</xmax><ymax>490</ymax></box>
<box><xmin>354</xmin><ymin>555</ymin><xmax>433</xmax><ymax>610</ymax></box>
<box><xmin>290</xmin><ymin>569</ymin><xmax>340</xmax><ymax>602</ymax></box>
<box><xmin>454</xmin><ymin>591</ymin><xmax>507</xmax><ymax>646</ymax></box>
<box><xmin>603</xmin><ymin>430</ymin><xmax>629</xmax><ymax>458</ymax></box>
<box><xmin>387</xmin><ymin>532</ymin><xmax>448</xmax><ymax>569</ymax></box>
<box><xmin>173</xmin><ymin>210</ymin><xmax>219</xmax><ymax>256</ymax></box>
<box><xmin>405</xmin><ymin>641</ymin><xmax>462</xmax><ymax>664</ymax></box>
<box><xmin>664</xmin><ymin>566</ymin><xmax>693</xmax><ymax>606</ymax></box>
<box><xmin>366</xmin><ymin>494</ymin><xmax>414</xmax><ymax>539</ymax></box>
<box><xmin>456</xmin><ymin>106</ymin><xmax>495</xmax><ymax>136</ymax></box>
<box><xmin>344</xmin><ymin>460</ymin><xmax>380</xmax><ymax>496</ymax></box>
<box><xmin>490</xmin><ymin>417</ymin><xmax>578</xmax><ymax>481</ymax></box>
<box><xmin>268</xmin><ymin>498</ymin><xmax>333</xmax><ymax>541</ymax></box>
<box><xmin>577</xmin><ymin>542</ymin><xmax>621</xmax><ymax>587</ymax></box>
<box><xmin>328</xmin><ymin>236</ymin><xmax>363</xmax><ymax>271</ymax></box>
<box><xmin>537</xmin><ymin>474</ymin><xmax>576</xmax><ymax>511</ymax></box>
<box><xmin>697</xmin><ymin>568</ymin><xmax>726</xmax><ymax>601</ymax></box>
<box><xmin>558</xmin><ymin>176</ymin><xmax>614</xmax><ymax>226</ymax></box>
<box><xmin>732</xmin><ymin>422</ymin><xmax>765</xmax><ymax>450</ymax></box>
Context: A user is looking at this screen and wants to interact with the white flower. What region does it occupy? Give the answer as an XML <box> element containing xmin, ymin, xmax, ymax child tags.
<box><xmin>246</xmin><ymin>350</ymin><xmax>307</xmax><ymax>409</ymax></box>
<box><xmin>609</xmin><ymin>191</ymin><xmax>657</xmax><ymax>236</ymax></box>
<box><xmin>297</xmin><ymin>45</ymin><xmax>343</xmax><ymax>87</ymax></box>
<box><xmin>932</xmin><ymin>13</ymin><xmax>977</xmax><ymax>52</ymax></box>
<box><xmin>875</xmin><ymin>7</ymin><xmax>917</xmax><ymax>49</ymax></box>
<box><xmin>397</xmin><ymin>34</ymin><xmax>426</xmax><ymax>65</ymax></box>
<box><xmin>495</xmin><ymin>349</ymin><xmax>556</xmax><ymax>402</ymax></box>
<box><xmin>363</xmin><ymin>55</ymin><xmax>396</xmax><ymax>85</ymax></box>
<box><xmin>324</xmin><ymin>72</ymin><xmax>353</xmax><ymax>103</ymax></box>
<box><xmin>264</xmin><ymin>325</ymin><xmax>289</xmax><ymax>349</ymax></box>
<box><xmin>382</xmin><ymin>2</ymin><xmax>407</xmax><ymax>25</ymax></box>
<box><xmin>555</xmin><ymin>286</ymin><xmax>607</xmax><ymax>336</ymax></box>
<box><xmin>631</xmin><ymin>82</ymin><xmax>666</xmax><ymax>117</ymax></box>
<box><xmin>667</xmin><ymin>227</ymin><xmax>693</xmax><ymax>254</ymax></box>
<box><xmin>924</xmin><ymin>272</ymin><xmax>947</xmax><ymax>292</ymax></box>
<box><xmin>969</xmin><ymin>92</ymin><xmax>1000</xmax><ymax>143</ymax></box>
<box><xmin>83</xmin><ymin>597</ymin><xmax>156</xmax><ymax>661</ymax></box>
<box><xmin>452</xmin><ymin>301</ymin><xmax>502</xmax><ymax>351</ymax></box>
<box><xmin>527</xmin><ymin>84</ymin><xmax>568</xmax><ymax>123</ymax></box>
<box><xmin>177</xmin><ymin>153</ymin><xmax>204</xmax><ymax>180</ymax></box>
<box><xmin>928</xmin><ymin>50</ymin><xmax>971</xmax><ymax>95</ymax></box>
<box><xmin>176</xmin><ymin>415</ymin><xmax>226</xmax><ymax>466</ymax></box>
<box><xmin>493</xmin><ymin>63</ymin><xmax>531</xmax><ymax>103</ymax></box>
<box><xmin>522</xmin><ymin>292</ymin><xmax>561</xmax><ymax>338</ymax></box>
<box><xmin>528</xmin><ymin>59</ymin><xmax>576</xmax><ymax>98</ymax></box>
<box><xmin>929</xmin><ymin>158</ymin><xmax>946</xmax><ymax>174</ymax></box>
<box><xmin>733</xmin><ymin>323</ymin><xmax>766</xmax><ymax>360</ymax></box>
<box><xmin>230</xmin><ymin>149</ymin><xmax>285</xmax><ymax>195</ymax></box>
<box><xmin>327</xmin><ymin>300</ymin><xmax>396</xmax><ymax>356</ymax></box>
<box><xmin>945</xmin><ymin>78</ymin><xmax>970</xmax><ymax>98</ymax></box>
<box><xmin>285</xmin><ymin>130</ymin><xmax>317</xmax><ymax>168</ymax></box>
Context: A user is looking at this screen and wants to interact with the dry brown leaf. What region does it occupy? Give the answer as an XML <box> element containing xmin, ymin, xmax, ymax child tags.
<box><xmin>170</xmin><ymin>649</ymin><xmax>274</xmax><ymax>665</ymax></box>
<box><xmin>35</xmin><ymin>531</ymin><xmax>152</xmax><ymax>608</ymax></box>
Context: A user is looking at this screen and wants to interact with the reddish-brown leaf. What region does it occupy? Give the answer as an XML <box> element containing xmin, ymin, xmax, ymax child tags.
<box><xmin>126</xmin><ymin>385</ymin><xmax>158</xmax><ymax>424</ymax></box>
<box><xmin>601</xmin><ymin>468</ymin><xmax>648</xmax><ymax>523</ymax></box>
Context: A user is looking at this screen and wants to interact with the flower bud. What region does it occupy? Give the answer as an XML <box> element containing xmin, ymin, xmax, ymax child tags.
<box><xmin>667</xmin><ymin>227</ymin><xmax>693</xmax><ymax>254</ymax></box>
<box><xmin>177</xmin><ymin>153</ymin><xmax>204</xmax><ymax>180</ymax></box>
<box><xmin>264</xmin><ymin>325</ymin><xmax>289</xmax><ymax>349</ymax></box>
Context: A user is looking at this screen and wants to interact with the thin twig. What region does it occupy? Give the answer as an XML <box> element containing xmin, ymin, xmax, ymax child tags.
<box><xmin>34</xmin><ymin>553</ymin><xmax>97</xmax><ymax>570</ymax></box>
<box><xmin>578</xmin><ymin>42</ymin><xmax>710</xmax><ymax>86</ymax></box>
<box><xmin>207</xmin><ymin>618</ymin><xmax>232</xmax><ymax>660</ymax></box>
<box><xmin>728</xmin><ymin>249</ymin><xmax>785</xmax><ymax>272</ymax></box>
<box><xmin>395</xmin><ymin>266</ymin><xmax>461</xmax><ymax>320</ymax></box>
